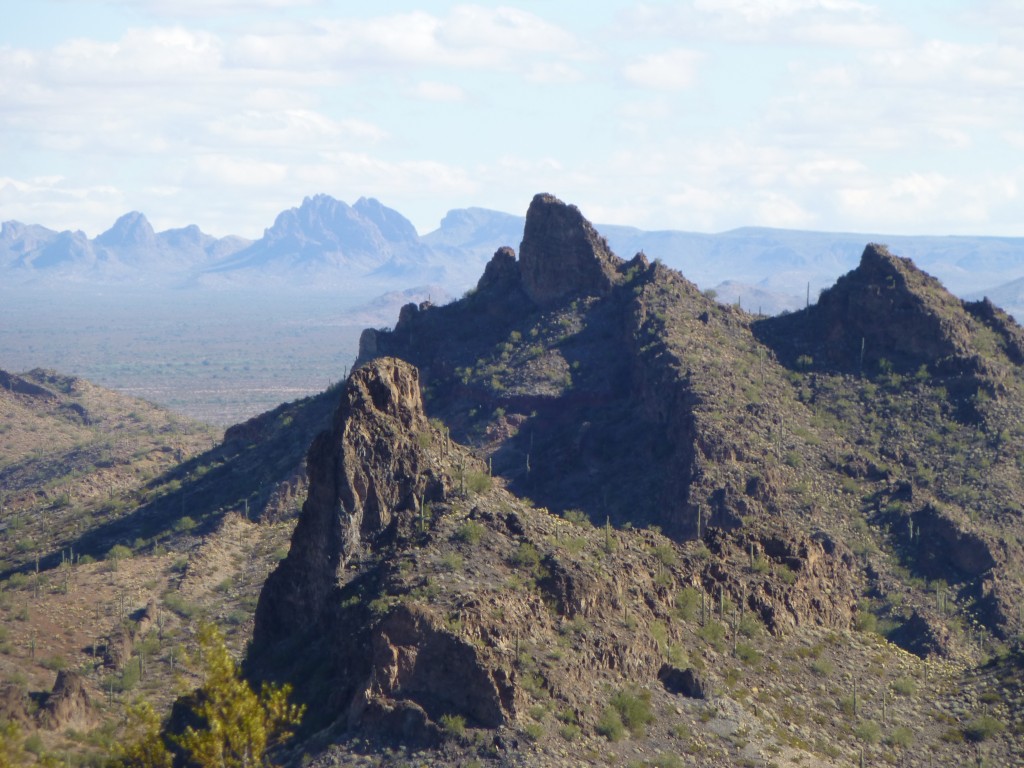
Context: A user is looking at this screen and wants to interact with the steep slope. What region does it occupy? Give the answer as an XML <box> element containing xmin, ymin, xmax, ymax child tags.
<box><xmin>0</xmin><ymin>368</ymin><xmax>217</xmax><ymax>572</ymax></box>
<box><xmin>249</xmin><ymin>356</ymin><xmax>1023</xmax><ymax>767</ymax></box>
<box><xmin>250</xmin><ymin>358</ymin><xmax>862</xmax><ymax>764</ymax></box>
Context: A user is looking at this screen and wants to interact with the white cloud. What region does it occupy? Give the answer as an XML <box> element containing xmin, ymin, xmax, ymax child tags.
<box><xmin>623</xmin><ymin>49</ymin><xmax>702</xmax><ymax>90</ymax></box>
<box><xmin>229</xmin><ymin>6</ymin><xmax>580</xmax><ymax>74</ymax></box>
<box><xmin>625</xmin><ymin>0</ymin><xmax>907</xmax><ymax>47</ymax></box>
<box><xmin>206</xmin><ymin>110</ymin><xmax>384</xmax><ymax>147</ymax></box>
<box><xmin>194</xmin><ymin>155</ymin><xmax>290</xmax><ymax>187</ymax></box>
<box><xmin>411</xmin><ymin>81</ymin><xmax>467</xmax><ymax>103</ymax></box>
<box><xmin>50</xmin><ymin>26</ymin><xmax>223</xmax><ymax>84</ymax></box>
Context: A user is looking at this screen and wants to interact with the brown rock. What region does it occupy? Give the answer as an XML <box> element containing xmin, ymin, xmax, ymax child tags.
<box><xmin>254</xmin><ymin>357</ymin><xmax>449</xmax><ymax>645</ymax></box>
<box><xmin>518</xmin><ymin>193</ymin><xmax>622</xmax><ymax>306</ymax></box>
<box><xmin>0</xmin><ymin>684</ymin><xmax>31</xmax><ymax>725</ymax></box>
<box><xmin>40</xmin><ymin>670</ymin><xmax>93</xmax><ymax>730</ymax></box>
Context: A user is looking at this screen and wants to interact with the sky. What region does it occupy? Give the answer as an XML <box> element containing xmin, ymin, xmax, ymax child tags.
<box><xmin>3</xmin><ymin>0</ymin><xmax>1024</xmax><ymax>240</ymax></box>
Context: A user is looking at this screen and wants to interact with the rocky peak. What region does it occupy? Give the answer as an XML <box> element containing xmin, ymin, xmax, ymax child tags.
<box><xmin>475</xmin><ymin>246</ymin><xmax>520</xmax><ymax>293</ymax></box>
<box><xmin>808</xmin><ymin>243</ymin><xmax>973</xmax><ymax>369</ymax></box>
<box><xmin>253</xmin><ymin>358</ymin><xmax>449</xmax><ymax>645</ymax></box>
<box><xmin>353</xmin><ymin>196</ymin><xmax>420</xmax><ymax>243</ymax></box>
<box><xmin>94</xmin><ymin>211</ymin><xmax>156</xmax><ymax>249</ymax></box>
<box><xmin>517</xmin><ymin>193</ymin><xmax>623</xmax><ymax>306</ymax></box>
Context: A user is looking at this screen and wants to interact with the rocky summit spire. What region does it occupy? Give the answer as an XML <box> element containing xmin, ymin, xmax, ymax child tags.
<box><xmin>517</xmin><ymin>193</ymin><xmax>623</xmax><ymax>306</ymax></box>
<box><xmin>253</xmin><ymin>357</ymin><xmax>448</xmax><ymax>645</ymax></box>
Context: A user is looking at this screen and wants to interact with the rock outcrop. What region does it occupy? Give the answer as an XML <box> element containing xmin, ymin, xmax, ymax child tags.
<box><xmin>517</xmin><ymin>193</ymin><xmax>623</xmax><ymax>306</ymax></box>
<box><xmin>797</xmin><ymin>243</ymin><xmax>975</xmax><ymax>370</ymax></box>
<box><xmin>254</xmin><ymin>357</ymin><xmax>450</xmax><ymax>645</ymax></box>
<box><xmin>40</xmin><ymin>670</ymin><xmax>94</xmax><ymax>730</ymax></box>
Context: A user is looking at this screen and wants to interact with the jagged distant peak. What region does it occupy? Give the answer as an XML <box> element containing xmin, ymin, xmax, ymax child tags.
<box><xmin>95</xmin><ymin>211</ymin><xmax>156</xmax><ymax>248</ymax></box>
<box><xmin>265</xmin><ymin>194</ymin><xmax>418</xmax><ymax>245</ymax></box>
<box><xmin>352</xmin><ymin>196</ymin><xmax>419</xmax><ymax>242</ymax></box>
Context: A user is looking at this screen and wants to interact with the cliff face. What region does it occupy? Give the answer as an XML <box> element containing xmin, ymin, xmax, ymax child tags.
<box><xmin>254</xmin><ymin>358</ymin><xmax>448</xmax><ymax>645</ymax></box>
<box><xmin>517</xmin><ymin>193</ymin><xmax>623</xmax><ymax>306</ymax></box>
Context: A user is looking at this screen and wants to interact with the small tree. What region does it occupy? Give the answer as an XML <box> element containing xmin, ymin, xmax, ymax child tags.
<box><xmin>0</xmin><ymin>720</ymin><xmax>27</xmax><ymax>768</ymax></box>
<box><xmin>175</xmin><ymin>624</ymin><xmax>304</xmax><ymax>768</ymax></box>
<box><xmin>117</xmin><ymin>699</ymin><xmax>173</xmax><ymax>768</ymax></box>
<box><xmin>117</xmin><ymin>624</ymin><xmax>304</xmax><ymax>768</ymax></box>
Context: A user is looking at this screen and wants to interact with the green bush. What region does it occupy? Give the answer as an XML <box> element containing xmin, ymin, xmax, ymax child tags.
<box><xmin>464</xmin><ymin>470</ymin><xmax>492</xmax><ymax>495</ymax></box>
<box><xmin>854</xmin><ymin>720</ymin><xmax>881</xmax><ymax>744</ymax></box>
<box><xmin>886</xmin><ymin>726</ymin><xmax>914</xmax><ymax>748</ymax></box>
<box><xmin>963</xmin><ymin>714</ymin><xmax>1005</xmax><ymax>742</ymax></box>
<box><xmin>561</xmin><ymin>508</ymin><xmax>590</xmax><ymax>527</ymax></box>
<box><xmin>559</xmin><ymin>723</ymin><xmax>581</xmax><ymax>741</ymax></box>
<box><xmin>735</xmin><ymin>643</ymin><xmax>761</xmax><ymax>666</ymax></box>
<box><xmin>510</xmin><ymin>543</ymin><xmax>541</xmax><ymax>572</ymax></box>
<box><xmin>106</xmin><ymin>544</ymin><xmax>133</xmax><ymax>570</ymax></box>
<box><xmin>810</xmin><ymin>658</ymin><xmax>834</xmax><ymax>677</ymax></box>
<box><xmin>674</xmin><ymin>587</ymin><xmax>701</xmax><ymax>621</ymax></box>
<box><xmin>439</xmin><ymin>713</ymin><xmax>466</xmax><ymax>740</ymax></box>
<box><xmin>596</xmin><ymin>708</ymin><xmax>625</xmax><ymax>742</ymax></box>
<box><xmin>891</xmin><ymin>676</ymin><xmax>916</xmax><ymax>696</ymax></box>
<box><xmin>609</xmin><ymin>688</ymin><xmax>654</xmax><ymax>737</ymax></box>
<box><xmin>697</xmin><ymin>621</ymin><xmax>727</xmax><ymax>650</ymax></box>
<box><xmin>163</xmin><ymin>592</ymin><xmax>202</xmax><ymax>620</ymax></box>
<box><xmin>173</xmin><ymin>516</ymin><xmax>197</xmax><ymax>533</ymax></box>
<box><xmin>453</xmin><ymin>521</ymin><xmax>485</xmax><ymax>546</ymax></box>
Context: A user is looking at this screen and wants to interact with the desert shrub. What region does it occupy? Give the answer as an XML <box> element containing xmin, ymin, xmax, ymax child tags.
<box><xmin>163</xmin><ymin>593</ymin><xmax>202</xmax><ymax>620</ymax></box>
<box><xmin>735</xmin><ymin>643</ymin><xmax>761</xmax><ymax>666</ymax></box>
<box><xmin>697</xmin><ymin>621</ymin><xmax>727</xmax><ymax>650</ymax></box>
<box><xmin>886</xmin><ymin>726</ymin><xmax>914</xmax><ymax>748</ymax></box>
<box><xmin>23</xmin><ymin>732</ymin><xmax>44</xmax><ymax>757</ymax></box>
<box><xmin>609</xmin><ymin>689</ymin><xmax>654</xmax><ymax>737</ymax></box>
<box><xmin>738</xmin><ymin>613</ymin><xmax>762</xmax><ymax>638</ymax></box>
<box><xmin>453</xmin><ymin>521</ymin><xmax>485</xmax><ymax>546</ymax></box>
<box><xmin>438</xmin><ymin>712</ymin><xmax>466</xmax><ymax>741</ymax></box>
<box><xmin>854</xmin><ymin>720</ymin><xmax>881</xmax><ymax>744</ymax></box>
<box><xmin>559</xmin><ymin>723</ymin><xmax>581</xmax><ymax>741</ymax></box>
<box><xmin>810</xmin><ymin>658</ymin><xmax>834</xmax><ymax>677</ymax></box>
<box><xmin>510</xmin><ymin>543</ymin><xmax>541</xmax><ymax>572</ymax></box>
<box><xmin>891</xmin><ymin>676</ymin><xmax>916</xmax><ymax>696</ymax></box>
<box><xmin>522</xmin><ymin>722</ymin><xmax>543</xmax><ymax>742</ymax></box>
<box><xmin>652</xmin><ymin>544</ymin><xmax>677</xmax><ymax>567</ymax></box>
<box><xmin>561</xmin><ymin>508</ymin><xmax>590</xmax><ymax>527</ymax></box>
<box><xmin>674</xmin><ymin>587</ymin><xmax>701</xmax><ymax>621</ymax></box>
<box><xmin>596</xmin><ymin>708</ymin><xmax>625</xmax><ymax>742</ymax></box>
<box><xmin>464</xmin><ymin>470</ymin><xmax>492</xmax><ymax>495</ymax></box>
<box><xmin>173</xmin><ymin>516</ymin><xmax>197</xmax><ymax>533</ymax></box>
<box><xmin>438</xmin><ymin>552</ymin><xmax>463</xmax><ymax>573</ymax></box>
<box><xmin>106</xmin><ymin>544</ymin><xmax>133</xmax><ymax>570</ymax></box>
<box><xmin>963</xmin><ymin>714</ymin><xmax>1005</xmax><ymax>742</ymax></box>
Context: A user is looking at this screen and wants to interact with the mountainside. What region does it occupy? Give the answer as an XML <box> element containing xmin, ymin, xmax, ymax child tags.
<box><xmin>0</xmin><ymin>368</ymin><xmax>312</xmax><ymax>766</ymax></box>
<box><xmin>6</xmin><ymin>192</ymin><xmax>1024</xmax><ymax>765</ymax></box>
<box><xmin>240</xmin><ymin>194</ymin><xmax>1024</xmax><ymax>766</ymax></box>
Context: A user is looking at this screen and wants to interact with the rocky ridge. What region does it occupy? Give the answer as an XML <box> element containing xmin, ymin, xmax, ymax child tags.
<box><xmin>252</xmin><ymin>192</ymin><xmax>1024</xmax><ymax>764</ymax></box>
<box><xmin>252</xmin><ymin>357</ymin><xmax>864</xmax><ymax>764</ymax></box>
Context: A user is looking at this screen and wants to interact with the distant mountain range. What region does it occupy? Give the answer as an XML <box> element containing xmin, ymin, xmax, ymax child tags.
<box><xmin>4</xmin><ymin>194</ymin><xmax>1024</xmax><ymax>317</ymax></box>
